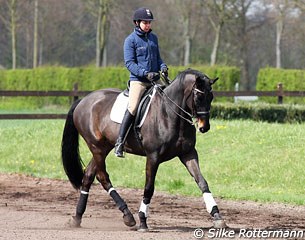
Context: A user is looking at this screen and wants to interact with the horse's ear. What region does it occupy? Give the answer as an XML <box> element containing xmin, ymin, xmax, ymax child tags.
<box><xmin>210</xmin><ymin>77</ymin><xmax>219</xmax><ymax>85</ymax></box>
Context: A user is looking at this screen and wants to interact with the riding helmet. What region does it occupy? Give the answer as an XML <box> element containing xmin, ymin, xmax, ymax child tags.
<box><xmin>133</xmin><ymin>7</ymin><xmax>154</xmax><ymax>22</ymax></box>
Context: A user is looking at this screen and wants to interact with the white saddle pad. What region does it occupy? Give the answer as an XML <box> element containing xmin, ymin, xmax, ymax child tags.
<box><xmin>110</xmin><ymin>88</ymin><xmax>157</xmax><ymax>127</ymax></box>
<box><xmin>110</xmin><ymin>92</ymin><xmax>128</xmax><ymax>124</ymax></box>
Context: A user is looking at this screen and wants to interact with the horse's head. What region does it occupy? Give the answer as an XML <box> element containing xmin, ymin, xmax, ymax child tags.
<box><xmin>184</xmin><ymin>70</ymin><xmax>218</xmax><ymax>133</ymax></box>
<box><xmin>194</xmin><ymin>75</ymin><xmax>218</xmax><ymax>133</ymax></box>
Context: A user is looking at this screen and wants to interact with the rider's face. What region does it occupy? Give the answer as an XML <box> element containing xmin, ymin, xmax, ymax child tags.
<box><xmin>139</xmin><ymin>21</ymin><xmax>151</xmax><ymax>32</ymax></box>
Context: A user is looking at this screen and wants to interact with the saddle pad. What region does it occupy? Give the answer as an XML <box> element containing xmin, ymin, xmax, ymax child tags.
<box><xmin>110</xmin><ymin>92</ymin><xmax>129</xmax><ymax>124</ymax></box>
<box><xmin>110</xmin><ymin>88</ymin><xmax>157</xmax><ymax>126</ymax></box>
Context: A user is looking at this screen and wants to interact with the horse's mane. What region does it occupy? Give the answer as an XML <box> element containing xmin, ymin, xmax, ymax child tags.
<box><xmin>175</xmin><ymin>68</ymin><xmax>207</xmax><ymax>84</ymax></box>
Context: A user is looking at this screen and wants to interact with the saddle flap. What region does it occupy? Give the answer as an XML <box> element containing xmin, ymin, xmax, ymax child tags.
<box><xmin>110</xmin><ymin>87</ymin><xmax>157</xmax><ymax>127</ymax></box>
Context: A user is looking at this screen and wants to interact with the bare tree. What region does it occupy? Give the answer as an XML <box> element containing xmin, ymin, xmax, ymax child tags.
<box><xmin>0</xmin><ymin>0</ymin><xmax>19</xmax><ymax>69</ymax></box>
<box><xmin>33</xmin><ymin>0</ymin><xmax>38</xmax><ymax>68</ymax></box>
<box><xmin>200</xmin><ymin>0</ymin><xmax>235</xmax><ymax>66</ymax></box>
<box><xmin>84</xmin><ymin>0</ymin><xmax>111</xmax><ymax>67</ymax></box>
<box><xmin>294</xmin><ymin>0</ymin><xmax>305</xmax><ymax>10</ymax></box>
<box><xmin>226</xmin><ymin>0</ymin><xmax>267</xmax><ymax>90</ymax></box>
<box><xmin>174</xmin><ymin>0</ymin><xmax>200</xmax><ymax>66</ymax></box>
<box><xmin>267</xmin><ymin>0</ymin><xmax>295</xmax><ymax>69</ymax></box>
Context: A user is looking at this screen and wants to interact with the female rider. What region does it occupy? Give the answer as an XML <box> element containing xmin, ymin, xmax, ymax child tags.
<box><xmin>114</xmin><ymin>7</ymin><xmax>168</xmax><ymax>157</ymax></box>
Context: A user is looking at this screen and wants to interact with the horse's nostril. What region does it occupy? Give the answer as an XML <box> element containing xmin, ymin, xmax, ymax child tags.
<box><xmin>199</xmin><ymin>126</ymin><xmax>210</xmax><ymax>133</ymax></box>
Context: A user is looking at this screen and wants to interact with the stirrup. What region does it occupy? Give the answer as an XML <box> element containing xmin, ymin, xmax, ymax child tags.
<box><xmin>114</xmin><ymin>143</ymin><xmax>125</xmax><ymax>158</ymax></box>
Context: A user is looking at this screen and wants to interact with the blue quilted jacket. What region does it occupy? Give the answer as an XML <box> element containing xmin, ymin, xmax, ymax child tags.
<box><xmin>124</xmin><ymin>26</ymin><xmax>167</xmax><ymax>83</ymax></box>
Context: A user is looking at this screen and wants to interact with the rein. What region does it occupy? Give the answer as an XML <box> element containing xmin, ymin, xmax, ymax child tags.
<box><xmin>153</xmin><ymin>75</ymin><xmax>207</xmax><ymax>126</ymax></box>
<box><xmin>154</xmin><ymin>83</ymin><xmax>195</xmax><ymax>125</ymax></box>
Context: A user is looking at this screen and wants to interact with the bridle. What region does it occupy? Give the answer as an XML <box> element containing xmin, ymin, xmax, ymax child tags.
<box><xmin>153</xmin><ymin>74</ymin><xmax>212</xmax><ymax>125</ymax></box>
<box><xmin>192</xmin><ymin>87</ymin><xmax>211</xmax><ymax>118</ymax></box>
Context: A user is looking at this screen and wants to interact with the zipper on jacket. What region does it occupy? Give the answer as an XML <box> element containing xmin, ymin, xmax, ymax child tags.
<box><xmin>146</xmin><ymin>33</ymin><xmax>152</xmax><ymax>71</ymax></box>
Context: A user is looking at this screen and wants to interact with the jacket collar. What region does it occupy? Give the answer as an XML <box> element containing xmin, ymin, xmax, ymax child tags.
<box><xmin>134</xmin><ymin>26</ymin><xmax>152</xmax><ymax>37</ymax></box>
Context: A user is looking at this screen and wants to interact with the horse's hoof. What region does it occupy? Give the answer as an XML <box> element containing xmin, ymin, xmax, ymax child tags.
<box><xmin>123</xmin><ymin>209</ymin><xmax>136</xmax><ymax>227</ymax></box>
<box><xmin>213</xmin><ymin>213</ymin><xmax>227</xmax><ymax>228</ymax></box>
<box><xmin>66</xmin><ymin>216</ymin><xmax>81</xmax><ymax>228</ymax></box>
<box><xmin>213</xmin><ymin>219</ymin><xmax>227</xmax><ymax>228</ymax></box>
<box><xmin>137</xmin><ymin>226</ymin><xmax>149</xmax><ymax>232</ymax></box>
<box><xmin>138</xmin><ymin>221</ymin><xmax>149</xmax><ymax>232</ymax></box>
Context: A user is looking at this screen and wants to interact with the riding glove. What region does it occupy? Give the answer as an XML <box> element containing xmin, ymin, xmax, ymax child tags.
<box><xmin>146</xmin><ymin>72</ymin><xmax>160</xmax><ymax>81</ymax></box>
<box><xmin>161</xmin><ymin>66</ymin><xmax>168</xmax><ymax>77</ymax></box>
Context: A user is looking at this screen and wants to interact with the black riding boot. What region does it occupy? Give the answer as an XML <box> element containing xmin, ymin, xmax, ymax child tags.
<box><xmin>114</xmin><ymin>110</ymin><xmax>134</xmax><ymax>158</ymax></box>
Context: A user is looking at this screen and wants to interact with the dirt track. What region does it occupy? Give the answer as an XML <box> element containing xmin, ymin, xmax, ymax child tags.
<box><xmin>0</xmin><ymin>173</ymin><xmax>304</xmax><ymax>240</ymax></box>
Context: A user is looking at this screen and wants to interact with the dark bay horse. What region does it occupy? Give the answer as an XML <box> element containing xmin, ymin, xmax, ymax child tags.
<box><xmin>61</xmin><ymin>68</ymin><xmax>226</xmax><ymax>230</ymax></box>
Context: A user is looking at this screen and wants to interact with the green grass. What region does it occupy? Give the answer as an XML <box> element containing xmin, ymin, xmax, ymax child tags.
<box><xmin>0</xmin><ymin>119</ymin><xmax>304</xmax><ymax>205</ymax></box>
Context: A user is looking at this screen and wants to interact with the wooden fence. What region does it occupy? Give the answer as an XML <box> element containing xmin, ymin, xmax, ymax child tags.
<box><xmin>1</xmin><ymin>83</ymin><xmax>305</xmax><ymax>120</ymax></box>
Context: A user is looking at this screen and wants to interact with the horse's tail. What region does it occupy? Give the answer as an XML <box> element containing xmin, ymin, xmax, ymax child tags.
<box><xmin>61</xmin><ymin>99</ymin><xmax>84</xmax><ymax>190</ymax></box>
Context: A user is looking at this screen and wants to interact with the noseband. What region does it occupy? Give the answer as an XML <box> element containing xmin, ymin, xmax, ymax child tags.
<box><xmin>193</xmin><ymin>87</ymin><xmax>211</xmax><ymax>118</ymax></box>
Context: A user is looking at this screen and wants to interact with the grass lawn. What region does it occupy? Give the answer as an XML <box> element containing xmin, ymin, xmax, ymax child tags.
<box><xmin>0</xmin><ymin>119</ymin><xmax>304</xmax><ymax>205</ymax></box>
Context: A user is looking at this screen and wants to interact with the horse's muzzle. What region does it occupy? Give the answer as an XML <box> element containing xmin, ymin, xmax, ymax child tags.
<box><xmin>197</xmin><ymin>117</ymin><xmax>210</xmax><ymax>133</ymax></box>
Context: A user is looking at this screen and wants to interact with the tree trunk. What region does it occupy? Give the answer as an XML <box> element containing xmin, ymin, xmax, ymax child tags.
<box><xmin>96</xmin><ymin>0</ymin><xmax>110</xmax><ymax>67</ymax></box>
<box><xmin>183</xmin><ymin>15</ymin><xmax>191</xmax><ymax>66</ymax></box>
<box><xmin>211</xmin><ymin>24</ymin><xmax>221</xmax><ymax>66</ymax></box>
<box><xmin>39</xmin><ymin>39</ymin><xmax>43</xmax><ymax>66</ymax></box>
<box><xmin>10</xmin><ymin>0</ymin><xmax>17</xmax><ymax>69</ymax></box>
<box><xmin>33</xmin><ymin>0</ymin><xmax>38</xmax><ymax>68</ymax></box>
<box><xmin>95</xmin><ymin>1</ymin><xmax>102</xmax><ymax>67</ymax></box>
<box><xmin>276</xmin><ymin>18</ymin><xmax>283</xmax><ymax>69</ymax></box>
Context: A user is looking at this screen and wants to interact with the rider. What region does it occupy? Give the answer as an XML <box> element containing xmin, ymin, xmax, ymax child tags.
<box><xmin>114</xmin><ymin>7</ymin><xmax>168</xmax><ymax>158</ymax></box>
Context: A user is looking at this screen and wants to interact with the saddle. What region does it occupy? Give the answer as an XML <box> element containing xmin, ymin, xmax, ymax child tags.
<box><xmin>110</xmin><ymin>86</ymin><xmax>157</xmax><ymax>128</ymax></box>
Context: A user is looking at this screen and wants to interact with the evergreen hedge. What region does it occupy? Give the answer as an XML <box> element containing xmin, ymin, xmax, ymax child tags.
<box><xmin>211</xmin><ymin>103</ymin><xmax>305</xmax><ymax>123</ymax></box>
<box><xmin>0</xmin><ymin>65</ymin><xmax>239</xmax><ymax>109</ymax></box>
<box><xmin>257</xmin><ymin>68</ymin><xmax>305</xmax><ymax>104</ymax></box>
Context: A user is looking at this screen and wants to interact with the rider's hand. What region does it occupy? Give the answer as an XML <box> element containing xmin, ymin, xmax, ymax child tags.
<box><xmin>146</xmin><ymin>72</ymin><xmax>159</xmax><ymax>81</ymax></box>
<box><xmin>161</xmin><ymin>66</ymin><xmax>168</xmax><ymax>77</ymax></box>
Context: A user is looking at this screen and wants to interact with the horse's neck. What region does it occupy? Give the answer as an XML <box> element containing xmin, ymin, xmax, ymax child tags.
<box><xmin>163</xmin><ymin>80</ymin><xmax>185</xmax><ymax>106</ymax></box>
<box><xmin>158</xmin><ymin>80</ymin><xmax>191</xmax><ymax>123</ymax></box>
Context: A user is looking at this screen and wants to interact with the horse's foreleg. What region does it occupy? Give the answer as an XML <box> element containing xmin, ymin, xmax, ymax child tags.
<box><xmin>94</xmin><ymin>152</ymin><xmax>136</xmax><ymax>228</ymax></box>
<box><xmin>138</xmin><ymin>158</ymin><xmax>159</xmax><ymax>231</ymax></box>
<box><xmin>69</xmin><ymin>159</ymin><xmax>96</xmax><ymax>227</ymax></box>
<box><xmin>180</xmin><ymin>150</ymin><xmax>227</xmax><ymax>228</ymax></box>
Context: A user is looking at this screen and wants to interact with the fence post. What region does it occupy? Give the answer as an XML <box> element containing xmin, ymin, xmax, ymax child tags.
<box><xmin>73</xmin><ymin>82</ymin><xmax>79</xmax><ymax>102</ymax></box>
<box><xmin>277</xmin><ymin>83</ymin><xmax>283</xmax><ymax>104</ymax></box>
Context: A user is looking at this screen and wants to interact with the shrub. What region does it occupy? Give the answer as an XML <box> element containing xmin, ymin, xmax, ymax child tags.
<box><xmin>0</xmin><ymin>66</ymin><xmax>239</xmax><ymax>109</ymax></box>
<box><xmin>211</xmin><ymin>102</ymin><xmax>305</xmax><ymax>123</ymax></box>
<box><xmin>257</xmin><ymin>68</ymin><xmax>305</xmax><ymax>104</ymax></box>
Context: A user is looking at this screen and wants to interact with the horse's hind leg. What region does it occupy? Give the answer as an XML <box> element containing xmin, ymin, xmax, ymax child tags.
<box><xmin>179</xmin><ymin>149</ymin><xmax>227</xmax><ymax>228</ymax></box>
<box><xmin>94</xmin><ymin>151</ymin><xmax>136</xmax><ymax>227</ymax></box>
<box><xmin>69</xmin><ymin>159</ymin><xmax>96</xmax><ymax>227</ymax></box>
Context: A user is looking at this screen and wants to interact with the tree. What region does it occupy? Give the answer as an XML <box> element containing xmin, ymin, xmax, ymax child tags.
<box><xmin>267</xmin><ymin>0</ymin><xmax>296</xmax><ymax>69</ymax></box>
<box><xmin>200</xmin><ymin>0</ymin><xmax>235</xmax><ymax>66</ymax></box>
<box><xmin>33</xmin><ymin>0</ymin><xmax>38</xmax><ymax>68</ymax></box>
<box><xmin>0</xmin><ymin>0</ymin><xmax>18</xmax><ymax>69</ymax></box>
<box><xmin>97</xmin><ymin>0</ymin><xmax>110</xmax><ymax>67</ymax></box>
<box><xmin>84</xmin><ymin>0</ymin><xmax>111</xmax><ymax>67</ymax></box>
<box><xmin>227</xmin><ymin>0</ymin><xmax>267</xmax><ymax>90</ymax></box>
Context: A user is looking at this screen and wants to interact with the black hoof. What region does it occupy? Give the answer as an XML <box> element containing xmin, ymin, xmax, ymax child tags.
<box><xmin>138</xmin><ymin>226</ymin><xmax>149</xmax><ymax>232</ymax></box>
<box><xmin>138</xmin><ymin>211</ymin><xmax>148</xmax><ymax>232</ymax></box>
<box><xmin>123</xmin><ymin>209</ymin><xmax>136</xmax><ymax>227</ymax></box>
